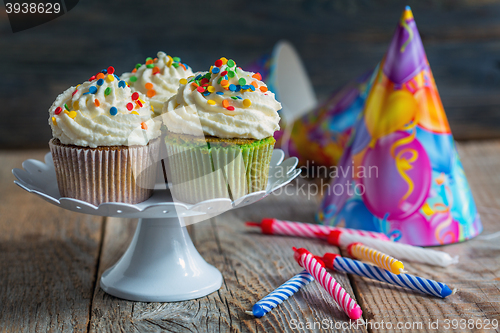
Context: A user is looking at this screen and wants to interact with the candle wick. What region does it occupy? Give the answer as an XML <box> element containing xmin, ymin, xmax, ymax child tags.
<box><xmin>451</xmin><ymin>288</ymin><xmax>458</xmax><ymax>295</ymax></box>
<box><xmin>399</xmin><ymin>268</ymin><xmax>407</xmax><ymax>274</ymax></box>
<box><xmin>245</xmin><ymin>222</ymin><xmax>261</xmax><ymax>227</ymax></box>
<box><xmin>245</xmin><ymin>310</ymin><xmax>254</xmax><ymax>316</ymax></box>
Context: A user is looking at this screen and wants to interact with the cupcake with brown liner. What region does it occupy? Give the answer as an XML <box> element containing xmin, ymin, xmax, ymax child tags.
<box><xmin>48</xmin><ymin>66</ymin><xmax>161</xmax><ymax>206</ymax></box>
<box><xmin>162</xmin><ymin>57</ymin><xmax>281</xmax><ymax>204</ymax></box>
<box><xmin>121</xmin><ymin>52</ymin><xmax>193</xmax><ymax>115</ymax></box>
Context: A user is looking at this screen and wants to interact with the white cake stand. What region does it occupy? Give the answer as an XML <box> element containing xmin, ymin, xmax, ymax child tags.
<box><xmin>12</xmin><ymin>149</ymin><xmax>301</xmax><ymax>302</ymax></box>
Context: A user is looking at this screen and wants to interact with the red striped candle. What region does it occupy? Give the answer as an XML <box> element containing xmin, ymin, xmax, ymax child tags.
<box><xmin>292</xmin><ymin>247</ymin><xmax>363</xmax><ymax>320</ymax></box>
<box><xmin>246</xmin><ymin>218</ymin><xmax>389</xmax><ymax>241</ymax></box>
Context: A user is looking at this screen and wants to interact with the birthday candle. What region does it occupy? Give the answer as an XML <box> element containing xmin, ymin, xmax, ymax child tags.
<box><xmin>246</xmin><ymin>269</ymin><xmax>314</xmax><ymax>318</ymax></box>
<box><xmin>293</xmin><ymin>247</ymin><xmax>363</xmax><ymax>320</ymax></box>
<box><xmin>320</xmin><ymin>253</ymin><xmax>454</xmax><ymax>298</ymax></box>
<box><xmin>246</xmin><ymin>218</ymin><xmax>389</xmax><ymax>241</ymax></box>
<box><xmin>347</xmin><ymin>242</ymin><xmax>405</xmax><ymax>275</ymax></box>
<box><xmin>327</xmin><ymin>230</ymin><xmax>458</xmax><ymax>267</ymax></box>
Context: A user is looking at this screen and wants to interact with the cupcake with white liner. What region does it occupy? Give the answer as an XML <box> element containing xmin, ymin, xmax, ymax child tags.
<box><xmin>121</xmin><ymin>52</ymin><xmax>193</xmax><ymax>115</ymax></box>
<box><xmin>48</xmin><ymin>66</ymin><xmax>161</xmax><ymax>206</ymax></box>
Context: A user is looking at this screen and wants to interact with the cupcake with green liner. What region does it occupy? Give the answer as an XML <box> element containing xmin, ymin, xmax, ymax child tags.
<box><xmin>121</xmin><ymin>52</ymin><xmax>193</xmax><ymax>115</ymax></box>
<box><xmin>48</xmin><ymin>66</ymin><xmax>161</xmax><ymax>206</ymax></box>
<box><xmin>162</xmin><ymin>57</ymin><xmax>281</xmax><ymax>204</ymax></box>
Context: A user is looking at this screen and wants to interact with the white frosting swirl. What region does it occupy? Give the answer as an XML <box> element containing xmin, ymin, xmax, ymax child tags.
<box><xmin>163</xmin><ymin>60</ymin><xmax>281</xmax><ymax>140</ymax></box>
<box><xmin>121</xmin><ymin>52</ymin><xmax>193</xmax><ymax>114</ymax></box>
<box><xmin>48</xmin><ymin>73</ymin><xmax>160</xmax><ymax>148</ymax></box>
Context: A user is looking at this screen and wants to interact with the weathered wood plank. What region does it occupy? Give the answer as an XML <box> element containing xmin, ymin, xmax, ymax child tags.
<box><xmin>87</xmin><ymin>217</ymin><xmax>136</xmax><ymax>331</ymax></box>
<box><xmin>89</xmin><ymin>179</ymin><xmax>366</xmax><ymax>332</ymax></box>
<box><xmin>0</xmin><ymin>151</ymin><xmax>103</xmax><ymax>333</ymax></box>
<box><xmin>89</xmin><ymin>141</ymin><xmax>500</xmax><ymax>332</ymax></box>
<box><xmin>2</xmin><ymin>1</ymin><xmax>500</xmax><ymax>148</ymax></box>
<box><xmin>205</xmin><ymin>196</ymin><xmax>365</xmax><ymax>333</ymax></box>
<box><xmin>346</xmin><ymin>141</ymin><xmax>500</xmax><ymax>332</ymax></box>
<box><xmin>4</xmin><ymin>140</ymin><xmax>500</xmax><ymax>331</ymax></box>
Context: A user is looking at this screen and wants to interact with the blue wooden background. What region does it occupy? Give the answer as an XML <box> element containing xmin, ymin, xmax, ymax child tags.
<box><xmin>1</xmin><ymin>0</ymin><xmax>499</xmax><ymax>148</ymax></box>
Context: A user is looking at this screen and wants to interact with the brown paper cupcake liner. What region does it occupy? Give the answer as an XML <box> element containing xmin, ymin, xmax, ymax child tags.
<box><xmin>49</xmin><ymin>138</ymin><xmax>159</xmax><ymax>206</ymax></box>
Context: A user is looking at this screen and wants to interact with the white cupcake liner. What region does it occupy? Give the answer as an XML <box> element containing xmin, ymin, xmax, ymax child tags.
<box><xmin>49</xmin><ymin>139</ymin><xmax>159</xmax><ymax>206</ymax></box>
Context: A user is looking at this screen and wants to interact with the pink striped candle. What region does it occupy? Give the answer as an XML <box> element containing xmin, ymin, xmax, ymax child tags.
<box><xmin>246</xmin><ymin>218</ymin><xmax>389</xmax><ymax>241</ymax></box>
<box><xmin>292</xmin><ymin>247</ymin><xmax>363</xmax><ymax>320</ymax></box>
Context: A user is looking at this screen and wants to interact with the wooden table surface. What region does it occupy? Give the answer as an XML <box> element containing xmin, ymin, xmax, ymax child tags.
<box><xmin>1</xmin><ymin>141</ymin><xmax>500</xmax><ymax>333</ymax></box>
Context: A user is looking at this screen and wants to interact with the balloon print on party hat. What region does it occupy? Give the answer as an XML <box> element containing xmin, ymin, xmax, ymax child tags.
<box><xmin>317</xmin><ymin>6</ymin><xmax>482</xmax><ymax>246</ymax></box>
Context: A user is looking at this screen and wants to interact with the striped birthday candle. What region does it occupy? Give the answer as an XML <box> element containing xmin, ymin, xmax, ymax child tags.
<box><xmin>320</xmin><ymin>253</ymin><xmax>454</xmax><ymax>298</ymax></box>
<box><xmin>246</xmin><ymin>218</ymin><xmax>389</xmax><ymax>241</ymax></box>
<box><xmin>246</xmin><ymin>269</ymin><xmax>314</xmax><ymax>318</ymax></box>
<box><xmin>327</xmin><ymin>230</ymin><xmax>458</xmax><ymax>267</ymax></box>
<box><xmin>293</xmin><ymin>247</ymin><xmax>363</xmax><ymax>320</ymax></box>
<box><xmin>347</xmin><ymin>242</ymin><xmax>405</xmax><ymax>274</ymax></box>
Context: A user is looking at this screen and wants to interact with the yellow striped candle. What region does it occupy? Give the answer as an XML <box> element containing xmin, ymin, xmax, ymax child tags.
<box><xmin>347</xmin><ymin>242</ymin><xmax>405</xmax><ymax>274</ymax></box>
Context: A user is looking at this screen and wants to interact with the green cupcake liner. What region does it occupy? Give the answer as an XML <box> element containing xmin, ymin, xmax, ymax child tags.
<box><xmin>165</xmin><ymin>134</ymin><xmax>275</xmax><ymax>204</ymax></box>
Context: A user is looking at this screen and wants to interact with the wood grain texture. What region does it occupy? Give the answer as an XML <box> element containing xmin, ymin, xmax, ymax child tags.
<box><xmin>2</xmin><ymin>0</ymin><xmax>500</xmax><ymax>148</ymax></box>
<box><xmin>3</xmin><ymin>141</ymin><xmax>500</xmax><ymax>332</ymax></box>
<box><xmin>0</xmin><ymin>151</ymin><xmax>103</xmax><ymax>333</ymax></box>
<box><xmin>89</xmin><ymin>179</ymin><xmax>366</xmax><ymax>332</ymax></box>
<box><xmin>346</xmin><ymin>141</ymin><xmax>500</xmax><ymax>333</ymax></box>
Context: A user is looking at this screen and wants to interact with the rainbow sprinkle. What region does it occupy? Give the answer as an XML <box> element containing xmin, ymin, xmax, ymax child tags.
<box><xmin>184</xmin><ymin>58</ymin><xmax>267</xmax><ymax>112</ymax></box>
<box><xmin>126</xmin><ymin>54</ymin><xmax>190</xmax><ymax>98</ymax></box>
<box><xmin>52</xmin><ymin>67</ymin><xmax>151</xmax><ymax>123</ymax></box>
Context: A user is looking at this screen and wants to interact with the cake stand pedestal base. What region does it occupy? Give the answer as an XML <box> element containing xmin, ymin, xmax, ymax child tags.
<box><xmin>100</xmin><ymin>217</ymin><xmax>223</xmax><ymax>302</ymax></box>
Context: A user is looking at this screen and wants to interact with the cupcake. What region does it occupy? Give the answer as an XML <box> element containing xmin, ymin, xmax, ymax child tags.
<box><xmin>162</xmin><ymin>57</ymin><xmax>281</xmax><ymax>203</ymax></box>
<box><xmin>120</xmin><ymin>52</ymin><xmax>193</xmax><ymax>115</ymax></box>
<box><xmin>48</xmin><ymin>66</ymin><xmax>161</xmax><ymax>206</ymax></box>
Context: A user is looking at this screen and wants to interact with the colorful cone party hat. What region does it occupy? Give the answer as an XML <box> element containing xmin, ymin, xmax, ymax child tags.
<box><xmin>246</xmin><ymin>41</ymin><xmax>322</xmax><ymax>159</ymax></box>
<box><xmin>246</xmin><ymin>40</ymin><xmax>317</xmax><ymax>126</ymax></box>
<box><xmin>248</xmin><ymin>41</ymin><xmax>375</xmax><ymax>166</ymax></box>
<box><xmin>317</xmin><ymin>6</ymin><xmax>482</xmax><ymax>246</ymax></box>
<box><xmin>284</xmin><ymin>68</ymin><xmax>376</xmax><ymax>167</ymax></box>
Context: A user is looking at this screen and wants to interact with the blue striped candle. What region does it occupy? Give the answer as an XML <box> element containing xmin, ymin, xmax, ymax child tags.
<box><xmin>331</xmin><ymin>256</ymin><xmax>453</xmax><ymax>298</ymax></box>
<box><xmin>247</xmin><ymin>269</ymin><xmax>314</xmax><ymax>318</ymax></box>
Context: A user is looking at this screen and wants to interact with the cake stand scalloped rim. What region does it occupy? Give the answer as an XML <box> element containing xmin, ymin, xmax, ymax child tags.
<box><xmin>12</xmin><ymin>148</ymin><xmax>303</xmax><ymax>302</ymax></box>
<box><xmin>12</xmin><ymin>149</ymin><xmax>302</xmax><ymax>219</ymax></box>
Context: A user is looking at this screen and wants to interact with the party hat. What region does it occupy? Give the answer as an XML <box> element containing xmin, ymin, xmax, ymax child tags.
<box><xmin>317</xmin><ymin>6</ymin><xmax>482</xmax><ymax>246</ymax></box>
<box><xmin>247</xmin><ymin>41</ymin><xmax>376</xmax><ymax>166</ymax></box>
<box><xmin>247</xmin><ymin>41</ymin><xmax>325</xmax><ymax>160</ymax></box>
<box><xmin>246</xmin><ymin>40</ymin><xmax>317</xmax><ymax>126</ymax></box>
<box><xmin>284</xmin><ymin>68</ymin><xmax>376</xmax><ymax>167</ymax></box>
